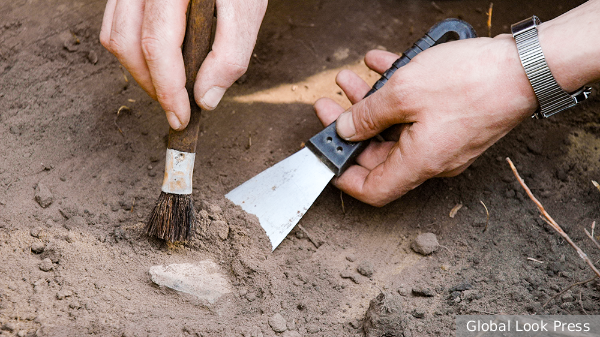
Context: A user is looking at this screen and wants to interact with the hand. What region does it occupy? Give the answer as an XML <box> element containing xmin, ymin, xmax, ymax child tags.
<box><xmin>314</xmin><ymin>36</ymin><xmax>538</xmax><ymax>206</ymax></box>
<box><xmin>100</xmin><ymin>0</ymin><xmax>268</xmax><ymax>130</ymax></box>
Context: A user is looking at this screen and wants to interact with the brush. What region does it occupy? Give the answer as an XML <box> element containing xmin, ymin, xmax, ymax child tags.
<box><xmin>147</xmin><ymin>0</ymin><xmax>215</xmax><ymax>242</ymax></box>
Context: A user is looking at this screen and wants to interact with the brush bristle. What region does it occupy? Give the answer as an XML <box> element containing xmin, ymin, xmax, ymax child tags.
<box><xmin>147</xmin><ymin>192</ymin><xmax>195</xmax><ymax>242</ymax></box>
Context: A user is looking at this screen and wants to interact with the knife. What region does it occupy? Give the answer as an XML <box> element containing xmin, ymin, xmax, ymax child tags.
<box><xmin>226</xmin><ymin>19</ymin><xmax>477</xmax><ymax>250</ymax></box>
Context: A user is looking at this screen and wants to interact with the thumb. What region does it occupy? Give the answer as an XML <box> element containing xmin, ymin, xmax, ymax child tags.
<box><xmin>336</xmin><ymin>83</ymin><xmax>414</xmax><ymax>141</ymax></box>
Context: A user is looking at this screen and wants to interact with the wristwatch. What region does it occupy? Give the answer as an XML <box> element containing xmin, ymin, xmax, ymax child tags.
<box><xmin>511</xmin><ymin>16</ymin><xmax>592</xmax><ymax>119</ymax></box>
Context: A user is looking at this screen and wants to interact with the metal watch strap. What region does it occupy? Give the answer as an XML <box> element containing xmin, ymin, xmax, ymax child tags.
<box><xmin>511</xmin><ymin>16</ymin><xmax>592</xmax><ymax>119</ymax></box>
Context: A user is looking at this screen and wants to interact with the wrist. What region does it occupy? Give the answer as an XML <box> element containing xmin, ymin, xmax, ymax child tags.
<box><xmin>493</xmin><ymin>34</ymin><xmax>539</xmax><ymax>120</ymax></box>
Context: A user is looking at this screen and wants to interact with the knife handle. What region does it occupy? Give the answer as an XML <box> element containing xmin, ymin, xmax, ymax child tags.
<box><xmin>306</xmin><ymin>18</ymin><xmax>477</xmax><ymax>176</ymax></box>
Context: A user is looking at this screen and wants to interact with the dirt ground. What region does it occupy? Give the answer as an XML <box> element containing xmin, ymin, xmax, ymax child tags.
<box><xmin>1</xmin><ymin>0</ymin><xmax>599</xmax><ymax>336</ymax></box>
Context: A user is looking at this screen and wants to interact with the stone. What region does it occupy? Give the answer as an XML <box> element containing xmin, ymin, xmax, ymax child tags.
<box><xmin>39</xmin><ymin>258</ymin><xmax>53</xmax><ymax>272</ymax></box>
<box><xmin>149</xmin><ymin>261</ymin><xmax>231</xmax><ymax>304</ymax></box>
<box><xmin>268</xmin><ymin>313</ymin><xmax>287</xmax><ymax>333</ymax></box>
<box><xmin>411</xmin><ymin>233</ymin><xmax>439</xmax><ymax>255</ymax></box>
<box><xmin>87</xmin><ymin>50</ymin><xmax>98</xmax><ymax>64</ymax></box>
<box><xmin>363</xmin><ymin>292</ymin><xmax>405</xmax><ymax>337</ymax></box>
<box><xmin>30</xmin><ymin>227</ymin><xmax>43</xmax><ymax>238</ymax></box>
<box><xmin>34</xmin><ymin>183</ymin><xmax>53</xmax><ymax>208</ymax></box>
<box><xmin>56</xmin><ymin>290</ymin><xmax>73</xmax><ymax>300</ymax></box>
<box><xmin>282</xmin><ymin>331</ymin><xmax>302</xmax><ymax>337</ymax></box>
<box><xmin>1</xmin><ymin>323</ymin><xmax>15</xmax><ymax>332</ymax></box>
<box><xmin>411</xmin><ymin>308</ymin><xmax>425</xmax><ymax>319</ymax></box>
<box><xmin>449</xmin><ymin>283</ymin><xmax>473</xmax><ymax>292</ymax></box>
<box><xmin>412</xmin><ymin>287</ymin><xmax>434</xmax><ymax>297</ymax></box>
<box><xmin>340</xmin><ymin>269</ymin><xmax>361</xmax><ymax>284</ymax></box>
<box><xmin>287</xmin><ymin>319</ymin><xmax>296</xmax><ymax>331</ymax></box>
<box><xmin>211</xmin><ymin>220</ymin><xmax>229</xmax><ymax>240</ymax></box>
<box><xmin>31</xmin><ymin>241</ymin><xmax>45</xmax><ymax>254</ymax></box>
<box><xmin>65</xmin><ymin>232</ymin><xmax>76</xmax><ymax>243</ymax></box>
<box><xmin>346</xmin><ymin>254</ymin><xmax>356</xmax><ymax>262</ymax></box>
<box><xmin>357</xmin><ymin>261</ymin><xmax>375</xmax><ymax>277</ymax></box>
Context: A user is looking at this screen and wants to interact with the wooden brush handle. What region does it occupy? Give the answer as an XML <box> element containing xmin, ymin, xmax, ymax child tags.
<box><xmin>167</xmin><ymin>0</ymin><xmax>215</xmax><ymax>153</ymax></box>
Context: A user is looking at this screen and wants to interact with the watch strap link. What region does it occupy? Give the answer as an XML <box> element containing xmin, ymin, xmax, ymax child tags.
<box><xmin>511</xmin><ymin>16</ymin><xmax>592</xmax><ymax>119</ymax></box>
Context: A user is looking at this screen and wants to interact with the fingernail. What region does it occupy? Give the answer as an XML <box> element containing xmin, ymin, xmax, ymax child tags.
<box><xmin>336</xmin><ymin>111</ymin><xmax>356</xmax><ymax>140</ymax></box>
<box><xmin>166</xmin><ymin>111</ymin><xmax>182</xmax><ymax>130</ymax></box>
<box><xmin>201</xmin><ymin>86</ymin><xmax>226</xmax><ymax>110</ymax></box>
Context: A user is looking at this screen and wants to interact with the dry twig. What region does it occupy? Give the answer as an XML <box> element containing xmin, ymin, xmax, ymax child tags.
<box><xmin>480</xmin><ymin>200</ymin><xmax>490</xmax><ymax>232</ymax></box>
<box><xmin>487</xmin><ymin>3</ymin><xmax>493</xmax><ymax>37</ymax></box>
<box><xmin>115</xmin><ymin>105</ymin><xmax>130</xmax><ymax>135</ymax></box>
<box><xmin>340</xmin><ymin>191</ymin><xmax>346</xmax><ymax>214</ymax></box>
<box><xmin>506</xmin><ymin>157</ymin><xmax>600</xmax><ymax>279</ymax></box>
<box><xmin>542</xmin><ymin>276</ymin><xmax>597</xmax><ymax>308</ymax></box>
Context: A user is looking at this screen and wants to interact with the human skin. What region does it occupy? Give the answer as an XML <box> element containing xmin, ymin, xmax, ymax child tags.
<box><xmin>100</xmin><ymin>0</ymin><xmax>268</xmax><ymax>130</ymax></box>
<box><xmin>314</xmin><ymin>0</ymin><xmax>600</xmax><ymax>206</ymax></box>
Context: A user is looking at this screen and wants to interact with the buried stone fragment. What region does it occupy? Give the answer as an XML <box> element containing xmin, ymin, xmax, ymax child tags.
<box><xmin>149</xmin><ymin>261</ymin><xmax>231</xmax><ymax>304</ymax></box>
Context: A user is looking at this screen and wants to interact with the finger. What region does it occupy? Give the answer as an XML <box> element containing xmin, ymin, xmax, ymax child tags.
<box><xmin>364</xmin><ymin>49</ymin><xmax>400</xmax><ymax>74</ymax></box>
<box><xmin>105</xmin><ymin>0</ymin><xmax>157</xmax><ymax>100</ymax></box>
<box><xmin>336</xmin><ymin>76</ymin><xmax>416</xmax><ymax>141</ymax></box>
<box><xmin>99</xmin><ymin>0</ymin><xmax>117</xmax><ymax>47</ymax></box>
<box><xmin>142</xmin><ymin>0</ymin><xmax>190</xmax><ymax>130</ymax></box>
<box><xmin>314</xmin><ymin>97</ymin><xmax>345</xmax><ymax>127</ymax></box>
<box><xmin>334</xmin><ymin>135</ymin><xmax>430</xmax><ymax>207</ymax></box>
<box><xmin>335</xmin><ymin>70</ymin><xmax>371</xmax><ymax>104</ymax></box>
<box><xmin>354</xmin><ymin>140</ymin><xmax>395</xmax><ymax>171</ymax></box>
<box><xmin>194</xmin><ymin>0</ymin><xmax>268</xmax><ymax>110</ymax></box>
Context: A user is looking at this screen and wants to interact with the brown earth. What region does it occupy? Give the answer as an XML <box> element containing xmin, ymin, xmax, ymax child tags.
<box><xmin>1</xmin><ymin>0</ymin><xmax>599</xmax><ymax>336</ymax></box>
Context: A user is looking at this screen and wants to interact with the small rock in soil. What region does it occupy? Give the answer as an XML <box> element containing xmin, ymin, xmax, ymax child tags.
<box><xmin>39</xmin><ymin>258</ymin><xmax>53</xmax><ymax>272</ymax></box>
<box><xmin>346</xmin><ymin>254</ymin><xmax>356</xmax><ymax>262</ymax></box>
<box><xmin>31</xmin><ymin>241</ymin><xmax>45</xmax><ymax>254</ymax></box>
<box><xmin>340</xmin><ymin>269</ymin><xmax>361</xmax><ymax>284</ymax></box>
<box><xmin>56</xmin><ymin>289</ymin><xmax>72</xmax><ymax>300</ymax></box>
<box><xmin>34</xmin><ymin>183</ymin><xmax>54</xmax><ymax>208</ymax></box>
<box><xmin>449</xmin><ymin>283</ymin><xmax>473</xmax><ymax>292</ymax></box>
<box><xmin>268</xmin><ymin>313</ymin><xmax>287</xmax><ymax>333</ymax></box>
<box><xmin>363</xmin><ymin>292</ymin><xmax>405</xmax><ymax>337</ymax></box>
<box><xmin>357</xmin><ymin>261</ymin><xmax>375</xmax><ymax>277</ymax></box>
<box><xmin>87</xmin><ymin>50</ymin><xmax>98</xmax><ymax>64</ymax></box>
<box><xmin>412</xmin><ymin>287</ymin><xmax>434</xmax><ymax>297</ymax></box>
<box><xmin>411</xmin><ymin>308</ymin><xmax>426</xmax><ymax>319</ymax></box>
<box><xmin>149</xmin><ymin>261</ymin><xmax>231</xmax><ymax>304</ymax></box>
<box><xmin>411</xmin><ymin>233</ymin><xmax>439</xmax><ymax>255</ymax></box>
<box><xmin>286</xmin><ymin>319</ymin><xmax>296</xmax><ymax>331</ymax></box>
<box><xmin>211</xmin><ymin>220</ymin><xmax>229</xmax><ymax>240</ymax></box>
<box><xmin>397</xmin><ymin>287</ymin><xmax>409</xmax><ymax>297</ymax></box>
<box><xmin>30</xmin><ymin>227</ymin><xmax>43</xmax><ymax>238</ymax></box>
<box><xmin>1</xmin><ymin>323</ymin><xmax>15</xmax><ymax>332</ymax></box>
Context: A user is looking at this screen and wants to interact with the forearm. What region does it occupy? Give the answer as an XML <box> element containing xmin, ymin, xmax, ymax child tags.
<box><xmin>538</xmin><ymin>0</ymin><xmax>600</xmax><ymax>92</ymax></box>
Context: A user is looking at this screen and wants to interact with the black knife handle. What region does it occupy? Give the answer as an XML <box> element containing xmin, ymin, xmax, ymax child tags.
<box><xmin>306</xmin><ymin>18</ymin><xmax>477</xmax><ymax>176</ymax></box>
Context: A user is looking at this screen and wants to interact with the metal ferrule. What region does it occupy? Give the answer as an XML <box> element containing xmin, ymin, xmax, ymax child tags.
<box><xmin>161</xmin><ymin>149</ymin><xmax>195</xmax><ymax>195</ymax></box>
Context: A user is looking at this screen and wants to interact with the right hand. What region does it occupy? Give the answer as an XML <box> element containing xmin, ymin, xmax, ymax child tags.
<box><xmin>100</xmin><ymin>0</ymin><xmax>268</xmax><ymax>130</ymax></box>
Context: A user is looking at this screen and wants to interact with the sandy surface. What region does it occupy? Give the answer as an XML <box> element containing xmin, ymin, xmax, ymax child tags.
<box><xmin>1</xmin><ymin>0</ymin><xmax>599</xmax><ymax>336</ymax></box>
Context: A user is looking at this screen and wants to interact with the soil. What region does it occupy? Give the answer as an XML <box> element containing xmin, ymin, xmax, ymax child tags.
<box><xmin>1</xmin><ymin>0</ymin><xmax>599</xmax><ymax>336</ymax></box>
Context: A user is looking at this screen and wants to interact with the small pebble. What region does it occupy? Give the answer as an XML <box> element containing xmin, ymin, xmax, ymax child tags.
<box><xmin>31</xmin><ymin>241</ymin><xmax>45</xmax><ymax>254</ymax></box>
<box><xmin>30</xmin><ymin>227</ymin><xmax>43</xmax><ymax>238</ymax></box>
<box><xmin>39</xmin><ymin>258</ymin><xmax>53</xmax><ymax>272</ymax></box>
<box><xmin>411</xmin><ymin>308</ymin><xmax>426</xmax><ymax>319</ymax></box>
<box><xmin>268</xmin><ymin>313</ymin><xmax>287</xmax><ymax>333</ymax></box>
<box><xmin>346</xmin><ymin>254</ymin><xmax>356</xmax><ymax>262</ymax></box>
<box><xmin>356</xmin><ymin>261</ymin><xmax>374</xmax><ymax>277</ymax></box>
<box><xmin>411</xmin><ymin>233</ymin><xmax>439</xmax><ymax>255</ymax></box>
<box><xmin>34</xmin><ymin>183</ymin><xmax>54</xmax><ymax>208</ymax></box>
<box><xmin>87</xmin><ymin>50</ymin><xmax>98</xmax><ymax>64</ymax></box>
<box><xmin>412</xmin><ymin>287</ymin><xmax>434</xmax><ymax>297</ymax></box>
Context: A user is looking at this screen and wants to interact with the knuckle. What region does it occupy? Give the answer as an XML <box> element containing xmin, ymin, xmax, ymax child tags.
<box><xmin>140</xmin><ymin>36</ymin><xmax>162</xmax><ymax>62</ymax></box>
<box><xmin>105</xmin><ymin>30</ymin><xmax>129</xmax><ymax>57</ymax></box>
<box><xmin>355</xmin><ymin>102</ymin><xmax>379</xmax><ymax>134</ymax></box>
<box><xmin>222</xmin><ymin>57</ymin><xmax>248</xmax><ymax>79</ymax></box>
